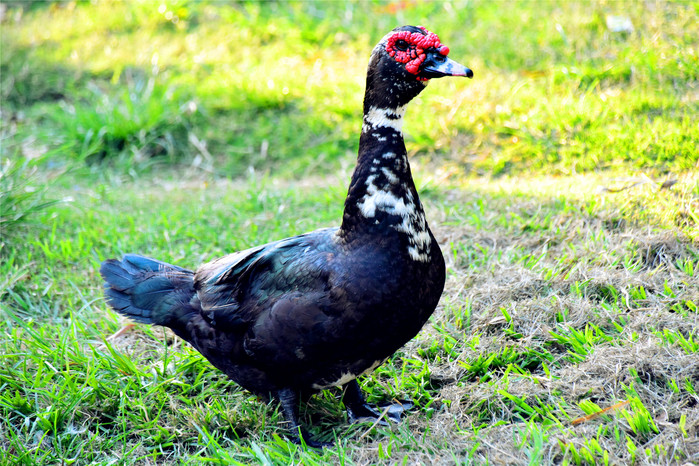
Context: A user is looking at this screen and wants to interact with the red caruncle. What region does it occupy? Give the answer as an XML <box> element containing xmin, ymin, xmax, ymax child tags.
<box><xmin>385</xmin><ymin>27</ymin><xmax>449</xmax><ymax>80</ymax></box>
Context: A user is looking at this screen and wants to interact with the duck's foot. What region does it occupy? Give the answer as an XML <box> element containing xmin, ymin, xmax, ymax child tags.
<box><xmin>343</xmin><ymin>380</ymin><xmax>413</xmax><ymax>425</ymax></box>
<box><xmin>288</xmin><ymin>428</ymin><xmax>334</xmax><ymax>449</ymax></box>
<box><xmin>278</xmin><ymin>388</ymin><xmax>333</xmax><ymax>448</ymax></box>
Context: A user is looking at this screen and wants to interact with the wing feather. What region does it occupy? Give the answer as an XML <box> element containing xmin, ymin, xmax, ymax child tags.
<box><xmin>193</xmin><ymin>228</ymin><xmax>338</xmax><ymax>330</ymax></box>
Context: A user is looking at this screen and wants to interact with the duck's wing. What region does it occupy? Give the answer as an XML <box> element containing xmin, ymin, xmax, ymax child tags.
<box><xmin>193</xmin><ymin>227</ymin><xmax>339</xmax><ymax>330</ymax></box>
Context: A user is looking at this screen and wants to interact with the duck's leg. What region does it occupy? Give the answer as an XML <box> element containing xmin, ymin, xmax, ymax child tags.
<box><xmin>277</xmin><ymin>388</ymin><xmax>331</xmax><ymax>448</ymax></box>
<box><xmin>342</xmin><ymin>380</ymin><xmax>413</xmax><ymax>425</ymax></box>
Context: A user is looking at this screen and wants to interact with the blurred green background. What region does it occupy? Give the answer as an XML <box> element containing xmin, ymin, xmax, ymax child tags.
<box><xmin>3</xmin><ymin>0</ymin><xmax>697</xmax><ymax>180</ymax></box>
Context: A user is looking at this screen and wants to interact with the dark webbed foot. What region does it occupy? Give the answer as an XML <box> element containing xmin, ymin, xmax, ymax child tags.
<box><xmin>289</xmin><ymin>430</ymin><xmax>334</xmax><ymax>449</ymax></box>
<box><xmin>343</xmin><ymin>380</ymin><xmax>413</xmax><ymax>425</ymax></box>
<box><xmin>277</xmin><ymin>388</ymin><xmax>333</xmax><ymax>448</ymax></box>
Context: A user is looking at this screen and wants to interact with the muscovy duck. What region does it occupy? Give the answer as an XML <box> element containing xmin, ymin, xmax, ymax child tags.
<box><xmin>100</xmin><ymin>25</ymin><xmax>472</xmax><ymax>447</ymax></box>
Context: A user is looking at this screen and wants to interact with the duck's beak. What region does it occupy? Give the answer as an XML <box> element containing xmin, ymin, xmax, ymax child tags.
<box><xmin>420</xmin><ymin>53</ymin><xmax>473</xmax><ymax>79</ymax></box>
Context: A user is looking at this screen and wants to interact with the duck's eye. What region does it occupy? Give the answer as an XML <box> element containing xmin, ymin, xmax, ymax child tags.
<box><xmin>395</xmin><ymin>40</ymin><xmax>409</xmax><ymax>51</ymax></box>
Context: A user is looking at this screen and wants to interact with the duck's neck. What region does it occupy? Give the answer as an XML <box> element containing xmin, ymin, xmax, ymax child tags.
<box><xmin>339</xmin><ymin>65</ymin><xmax>432</xmax><ymax>262</ymax></box>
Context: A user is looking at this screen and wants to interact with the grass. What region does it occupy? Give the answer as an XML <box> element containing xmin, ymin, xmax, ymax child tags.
<box><xmin>1</xmin><ymin>1</ymin><xmax>698</xmax><ymax>464</ymax></box>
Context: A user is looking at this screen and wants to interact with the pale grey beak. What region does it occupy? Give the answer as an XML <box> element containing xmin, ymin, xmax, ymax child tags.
<box><xmin>421</xmin><ymin>54</ymin><xmax>473</xmax><ymax>79</ymax></box>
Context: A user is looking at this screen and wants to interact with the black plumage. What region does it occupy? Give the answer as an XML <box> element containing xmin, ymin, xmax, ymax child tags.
<box><xmin>100</xmin><ymin>25</ymin><xmax>472</xmax><ymax>447</ymax></box>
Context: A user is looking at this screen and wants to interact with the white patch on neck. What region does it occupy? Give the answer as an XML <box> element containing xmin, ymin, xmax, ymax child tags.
<box><xmin>357</xmin><ymin>174</ymin><xmax>432</xmax><ymax>262</ymax></box>
<box><xmin>362</xmin><ymin>105</ymin><xmax>407</xmax><ymax>133</ymax></box>
<box><xmin>381</xmin><ymin>167</ymin><xmax>399</xmax><ymax>185</ymax></box>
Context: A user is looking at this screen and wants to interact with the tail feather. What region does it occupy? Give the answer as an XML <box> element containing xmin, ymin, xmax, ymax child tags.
<box><xmin>99</xmin><ymin>259</ymin><xmax>139</xmax><ymax>291</ymax></box>
<box><xmin>100</xmin><ymin>254</ymin><xmax>197</xmax><ymax>330</ymax></box>
<box><xmin>103</xmin><ymin>287</ymin><xmax>153</xmax><ymax>323</ymax></box>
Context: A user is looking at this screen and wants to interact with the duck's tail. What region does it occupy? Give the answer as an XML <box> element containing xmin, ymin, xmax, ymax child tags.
<box><xmin>100</xmin><ymin>254</ymin><xmax>197</xmax><ymax>336</ymax></box>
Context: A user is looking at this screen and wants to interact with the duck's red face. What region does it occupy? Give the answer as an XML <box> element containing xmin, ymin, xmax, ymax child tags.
<box><xmin>385</xmin><ymin>26</ymin><xmax>472</xmax><ymax>82</ymax></box>
<box><xmin>386</xmin><ymin>27</ymin><xmax>449</xmax><ymax>80</ymax></box>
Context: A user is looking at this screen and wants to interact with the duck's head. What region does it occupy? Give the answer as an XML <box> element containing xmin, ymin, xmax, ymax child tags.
<box><xmin>372</xmin><ymin>26</ymin><xmax>472</xmax><ymax>83</ymax></box>
<box><xmin>364</xmin><ymin>26</ymin><xmax>472</xmax><ymax>108</ymax></box>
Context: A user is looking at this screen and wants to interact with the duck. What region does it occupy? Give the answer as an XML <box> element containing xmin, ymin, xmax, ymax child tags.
<box><xmin>100</xmin><ymin>25</ymin><xmax>472</xmax><ymax>447</ymax></box>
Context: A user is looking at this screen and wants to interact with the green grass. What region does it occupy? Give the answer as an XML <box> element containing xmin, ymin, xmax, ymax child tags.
<box><xmin>1</xmin><ymin>1</ymin><xmax>698</xmax><ymax>464</ymax></box>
